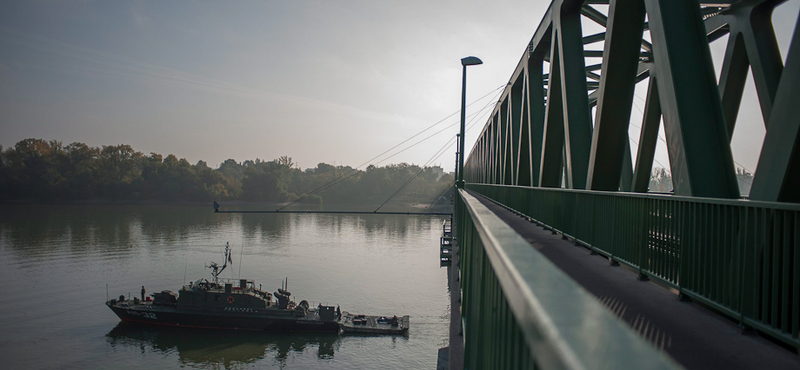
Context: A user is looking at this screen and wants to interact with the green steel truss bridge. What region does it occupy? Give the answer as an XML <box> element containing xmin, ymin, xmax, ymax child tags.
<box><xmin>453</xmin><ymin>0</ymin><xmax>800</xmax><ymax>368</ymax></box>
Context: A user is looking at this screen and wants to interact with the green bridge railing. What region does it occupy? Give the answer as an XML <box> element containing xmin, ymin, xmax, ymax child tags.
<box><xmin>466</xmin><ymin>183</ymin><xmax>800</xmax><ymax>350</ymax></box>
<box><xmin>455</xmin><ymin>189</ymin><xmax>680</xmax><ymax>369</ymax></box>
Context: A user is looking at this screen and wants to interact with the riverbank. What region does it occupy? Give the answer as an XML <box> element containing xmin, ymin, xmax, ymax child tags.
<box><xmin>1</xmin><ymin>198</ymin><xmax>454</xmax><ymax>215</ymax></box>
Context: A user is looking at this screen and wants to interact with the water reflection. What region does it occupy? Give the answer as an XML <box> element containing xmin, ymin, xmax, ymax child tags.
<box><xmin>0</xmin><ymin>205</ymin><xmax>227</xmax><ymax>248</ymax></box>
<box><xmin>0</xmin><ymin>205</ymin><xmax>441</xmax><ymax>254</ymax></box>
<box><xmin>0</xmin><ymin>205</ymin><xmax>447</xmax><ymax>369</ymax></box>
<box><xmin>358</xmin><ymin>214</ymin><xmax>428</xmax><ymax>237</ymax></box>
<box><xmin>106</xmin><ymin>322</ymin><xmax>339</xmax><ymax>369</ymax></box>
<box><xmin>239</xmin><ymin>213</ymin><xmax>293</xmax><ymax>240</ymax></box>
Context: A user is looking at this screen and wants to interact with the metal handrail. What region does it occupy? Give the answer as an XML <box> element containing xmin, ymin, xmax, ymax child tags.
<box><xmin>467</xmin><ymin>183</ymin><xmax>800</xmax><ymax>349</ymax></box>
<box><xmin>456</xmin><ymin>189</ymin><xmax>681</xmax><ymax>369</ymax></box>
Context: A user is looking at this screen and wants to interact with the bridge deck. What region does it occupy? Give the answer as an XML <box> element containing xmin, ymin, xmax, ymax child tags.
<box><xmin>473</xmin><ymin>194</ymin><xmax>800</xmax><ymax>370</ymax></box>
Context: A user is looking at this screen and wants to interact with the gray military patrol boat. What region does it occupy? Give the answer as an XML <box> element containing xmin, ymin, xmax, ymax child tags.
<box><xmin>106</xmin><ymin>243</ymin><xmax>341</xmax><ymax>332</ymax></box>
<box><xmin>107</xmin><ymin>243</ymin><xmax>409</xmax><ymax>334</ymax></box>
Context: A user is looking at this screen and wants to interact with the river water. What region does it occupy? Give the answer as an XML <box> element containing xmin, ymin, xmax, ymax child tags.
<box><xmin>0</xmin><ymin>204</ymin><xmax>450</xmax><ymax>369</ymax></box>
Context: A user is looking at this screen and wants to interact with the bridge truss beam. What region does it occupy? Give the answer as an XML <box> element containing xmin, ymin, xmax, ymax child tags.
<box><xmin>463</xmin><ymin>0</ymin><xmax>800</xmax><ymax>202</ymax></box>
<box><xmin>456</xmin><ymin>0</ymin><xmax>800</xmax><ymax>365</ymax></box>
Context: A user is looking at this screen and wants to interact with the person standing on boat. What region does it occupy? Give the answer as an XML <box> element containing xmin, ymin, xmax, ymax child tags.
<box><xmin>141</xmin><ymin>286</ymin><xmax>145</xmax><ymax>301</ymax></box>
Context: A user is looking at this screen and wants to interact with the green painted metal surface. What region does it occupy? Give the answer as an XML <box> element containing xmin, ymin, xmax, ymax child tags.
<box><xmin>468</xmin><ymin>183</ymin><xmax>800</xmax><ymax>349</ymax></box>
<box><xmin>749</xmin><ymin>7</ymin><xmax>800</xmax><ymax>203</ymax></box>
<box><xmin>540</xmin><ymin>29</ymin><xmax>566</xmax><ymax>188</ymax></box>
<box><xmin>631</xmin><ymin>75</ymin><xmax>662</xmax><ymax>193</ymax></box>
<box><xmin>586</xmin><ymin>0</ymin><xmax>646</xmax><ymax>191</ymax></box>
<box><xmin>528</xmin><ymin>50</ymin><xmax>547</xmax><ymax>188</ymax></box>
<box><xmin>510</xmin><ymin>81</ymin><xmax>523</xmax><ymax>185</ymax></box>
<box><xmin>644</xmin><ymin>0</ymin><xmax>739</xmax><ymax>198</ymax></box>
<box><xmin>462</xmin><ymin>0</ymin><xmax>798</xmax><ymax>200</ymax></box>
<box><xmin>717</xmin><ymin>0</ymin><xmax>784</xmax><ymax>128</ymax></box>
<box><xmin>555</xmin><ymin>5</ymin><xmax>593</xmax><ymax>190</ymax></box>
<box><xmin>456</xmin><ymin>189</ymin><xmax>681</xmax><ymax>370</ymax></box>
<box><xmin>456</xmin><ymin>1</ymin><xmax>800</xmax><ymax>364</ymax></box>
<box><xmin>501</xmin><ymin>99</ymin><xmax>511</xmax><ymax>185</ymax></box>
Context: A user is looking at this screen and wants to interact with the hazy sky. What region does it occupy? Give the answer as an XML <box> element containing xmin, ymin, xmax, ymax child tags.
<box><xmin>1</xmin><ymin>1</ymin><xmax>797</xmax><ymax>174</ymax></box>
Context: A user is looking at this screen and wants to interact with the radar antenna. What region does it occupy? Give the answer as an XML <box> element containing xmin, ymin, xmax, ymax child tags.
<box><xmin>206</xmin><ymin>242</ymin><xmax>233</xmax><ymax>285</ymax></box>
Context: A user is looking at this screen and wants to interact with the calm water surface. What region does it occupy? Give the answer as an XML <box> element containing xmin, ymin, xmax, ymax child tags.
<box><xmin>0</xmin><ymin>204</ymin><xmax>450</xmax><ymax>369</ymax></box>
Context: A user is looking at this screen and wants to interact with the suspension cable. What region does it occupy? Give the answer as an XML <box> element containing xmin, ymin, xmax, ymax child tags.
<box><xmin>277</xmin><ymin>85</ymin><xmax>505</xmax><ymax>210</ymax></box>
<box><xmin>373</xmin><ymin>97</ymin><xmax>499</xmax><ymax>212</ymax></box>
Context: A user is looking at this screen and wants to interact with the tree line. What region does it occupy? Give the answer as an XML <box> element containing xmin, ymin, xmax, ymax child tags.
<box><xmin>0</xmin><ymin>138</ymin><xmax>454</xmax><ymax>205</ymax></box>
<box><xmin>649</xmin><ymin>166</ymin><xmax>753</xmax><ymax>196</ymax></box>
<box><xmin>8</xmin><ymin>138</ymin><xmax>755</xmax><ymax>202</ymax></box>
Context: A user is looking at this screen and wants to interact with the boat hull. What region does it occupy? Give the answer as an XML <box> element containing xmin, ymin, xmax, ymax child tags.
<box><xmin>107</xmin><ymin>303</ymin><xmax>340</xmax><ymax>332</ymax></box>
<box><xmin>339</xmin><ymin>312</ymin><xmax>410</xmax><ymax>335</ymax></box>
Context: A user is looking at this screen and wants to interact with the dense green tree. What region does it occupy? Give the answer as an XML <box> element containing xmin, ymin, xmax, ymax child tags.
<box><xmin>61</xmin><ymin>142</ymin><xmax>99</xmax><ymax>199</ymax></box>
<box><xmin>0</xmin><ymin>139</ymin><xmax>453</xmax><ymax>206</ymax></box>
<box><xmin>216</xmin><ymin>159</ymin><xmax>244</xmax><ymax>198</ymax></box>
<box><xmin>241</xmin><ymin>159</ymin><xmax>294</xmax><ymax>201</ymax></box>
<box><xmin>6</xmin><ymin>139</ymin><xmax>65</xmax><ymax>199</ymax></box>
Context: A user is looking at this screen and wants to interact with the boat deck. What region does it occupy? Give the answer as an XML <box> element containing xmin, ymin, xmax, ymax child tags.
<box><xmin>339</xmin><ymin>312</ymin><xmax>409</xmax><ymax>334</ymax></box>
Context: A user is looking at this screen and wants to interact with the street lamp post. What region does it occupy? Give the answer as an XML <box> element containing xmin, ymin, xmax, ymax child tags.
<box><xmin>457</xmin><ymin>56</ymin><xmax>482</xmax><ymax>188</ymax></box>
<box><xmin>454</xmin><ymin>133</ymin><xmax>460</xmax><ymax>185</ymax></box>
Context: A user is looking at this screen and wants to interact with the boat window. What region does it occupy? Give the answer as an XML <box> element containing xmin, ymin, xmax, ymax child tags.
<box><xmin>214</xmin><ymin>295</ymin><xmax>220</xmax><ymax>301</ymax></box>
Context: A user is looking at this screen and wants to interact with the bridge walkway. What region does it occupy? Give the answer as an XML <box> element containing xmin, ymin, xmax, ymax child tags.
<box><xmin>472</xmin><ymin>193</ymin><xmax>800</xmax><ymax>370</ymax></box>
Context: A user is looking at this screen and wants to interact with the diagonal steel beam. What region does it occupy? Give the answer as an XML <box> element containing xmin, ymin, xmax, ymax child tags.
<box><xmin>557</xmin><ymin>4</ymin><xmax>594</xmax><ymax>189</ymax></box>
<box><xmin>517</xmin><ymin>73</ymin><xmax>532</xmax><ymax>186</ymax></box>
<box><xmin>540</xmin><ymin>31</ymin><xmax>566</xmax><ymax>188</ymax></box>
<box><xmin>718</xmin><ymin>31</ymin><xmax>749</xmax><ymax>135</ymax></box>
<box><xmin>582</xmin><ymin>3</ymin><xmax>653</xmax><ymax>52</ymax></box>
<box><xmin>587</xmin><ymin>0</ymin><xmax>647</xmax><ymax>191</ymax></box>
<box><xmin>644</xmin><ymin>0</ymin><xmax>739</xmax><ymax>198</ymax></box>
<box><xmin>736</xmin><ymin>0</ymin><xmax>784</xmax><ymax>125</ymax></box>
<box><xmin>511</xmin><ymin>78</ymin><xmax>524</xmax><ymax>185</ymax></box>
<box><xmin>581</xmin><ymin>4</ymin><xmax>608</xmax><ymax>26</ymax></box>
<box><xmin>750</xmin><ymin>11</ymin><xmax>800</xmax><ymax>202</ymax></box>
<box><xmin>528</xmin><ymin>53</ymin><xmax>547</xmax><ymax>187</ymax></box>
<box><xmin>583</xmin><ymin>32</ymin><xmax>606</xmax><ymax>44</ymax></box>
<box><xmin>501</xmin><ymin>99</ymin><xmax>512</xmax><ymax>185</ymax></box>
<box><xmin>632</xmin><ymin>74</ymin><xmax>663</xmax><ymax>193</ymax></box>
<box><xmin>495</xmin><ymin>113</ymin><xmax>502</xmax><ymax>183</ymax></box>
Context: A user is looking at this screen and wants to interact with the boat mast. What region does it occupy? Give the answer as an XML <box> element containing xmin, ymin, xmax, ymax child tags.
<box><xmin>207</xmin><ymin>242</ymin><xmax>233</xmax><ymax>285</ymax></box>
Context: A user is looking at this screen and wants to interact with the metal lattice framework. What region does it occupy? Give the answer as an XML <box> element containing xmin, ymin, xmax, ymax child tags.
<box><xmin>463</xmin><ymin>0</ymin><xmax>800</xmax><ymax>203</ymax></box>
<box><xmin>455</xmin><ymin>1</ymin><xmax>800</xmax><ymax>367</ymax></box>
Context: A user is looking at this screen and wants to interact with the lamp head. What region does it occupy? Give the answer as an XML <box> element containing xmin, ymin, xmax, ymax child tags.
<box><xmin>461</xmin><ymin>56</ymin><xmax>483</xmax><ymax>66</ymax></box>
